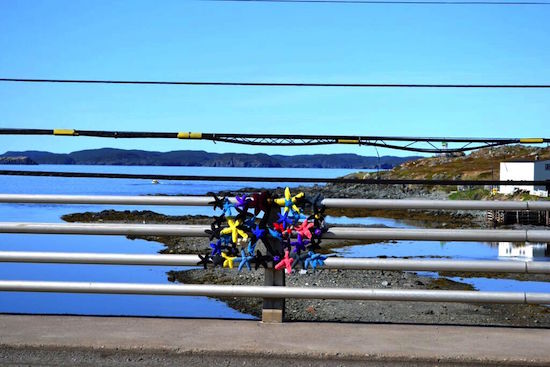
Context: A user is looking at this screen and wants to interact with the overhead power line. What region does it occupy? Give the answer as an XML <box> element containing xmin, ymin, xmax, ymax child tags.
<box><xmin>1</xmin><ymin>78</ymin><xmax>550</xmax><ymax>89</ymax></box>
<box><xmin>0</xmin><ymin>169</ymin><xmax>548</xmax><ymax>186</ymax></box>
<box><xmin>204</xmin><ymin>0</ymin><xmax>550</xmax><ymax>5</ymax></box>
<box><xmin>0</xmin><ymin>128</ymin><xmax>548</xmax><ymax>153</ymax></box>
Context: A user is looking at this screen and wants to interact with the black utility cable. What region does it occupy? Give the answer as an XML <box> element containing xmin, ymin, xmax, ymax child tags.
<box><xmin>1</xmin><ymin>78</ymin><xmax>550</xmax><ymax>88</ymax></box>
<box><xmin>0</xmin><ymin>169</ymin><xmax>548</xmax><ymax>186</ymax></box>
<box><xmin>1</xmin><ymin>128</ymin><xmax>548</xmax><ymax>153</ymax></box>
<box><xmin>205</xmin><ymin>0</ymin><xmax>550</xmax><ymax>5</ymax></box>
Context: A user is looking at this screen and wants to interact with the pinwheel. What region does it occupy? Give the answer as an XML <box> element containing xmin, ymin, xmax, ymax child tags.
<box><xmin>281</xmin><ymin>237</ymin><xmax>292</xmax><ymax>252</ymax></box>
<box><xmin>211</xmin><ymin>214</ymin><xmax>225</xmax><ymax>228</ymax></box>
<box><xmin>235</xmin><ymin>194</ymin><xmax>250</xmax><ymax>210</ymax></box>
<box><xmin>310</xmin><ymin>227</ymin><xmax>327</xmax><ymax>248</ymax></box>
<box><xmin>290</xmin><ymin>234</ymin><xmax>309</xmax><ymax>253</ymax></box>
<box><xmin>204</xmin><ymin>227</ymin><xmax>221</xmax><ymax>241</ymax></box>
<box><xmin>219</xmin><ymin>234</ymin><xmax>232</xmax><ymax>245</ymax></box>
<box><xmin>204</xmin><ymin>214</ymin><xmax>225</xmax><ymax>240</ymax></box>
<box><xmin>222</xmin><ymin>198</ymin><xmax>237</xmax><ymax>217</ymax></box>
<box><xmin>305</xmin><ymin>193</ymin><xmax>325</xmax><ymax>214</ymax></box>
<box><xmin>268</xmin><ymin>227</ymin><xmax>283</xmax><ymax>241</ymax></box>
<box><xmin>253</xmin><ymin>250</ymin><xmax>270</xmax><ymax>270</ymax></box>
<box><xmin>273</xmin><ymin>222</ymin><xmax>292</xmax><ymax>237</ymax></box>
<box><xmin>304</xmin><ymin>252</ymin><xmax>327</xmax><ymax>271</ymax></box>
<box><xmin>291</xmin><ymin>252</ymin><xmax>309</xmax><ymax>269</ymax></box>
<box><xmin>274</xmin><ymin>250</ymin><xmax>294</xmax><ymax>274</ymax></box>
<box><xmin>251</xmin><ymin>225</ymin><xmax>265</xmax><ymax>241</ymax></box>
<box><xmin>238</xmin><ymin>249</ymin><xmax>254</xmax><ymax>272</ymax></box>
<box><xmin>276</xmin><ymin>211</ymin><xmax>293</xmax><ymax>229</ymax></box>
<box><xmin>200</xmin><ymin>189</ymin><xmax>327</xmax><ymax>275</ymax></box>
<box><xmin>210</xmin><ymin>240</ymin><xmax>224</xmax><ymax>256</ymax></box>
<box><xmin>295</xmin><ymin>220</ymin><xmax>314</xmax><ymax>239</ymax></box>
<box><xmin>222</xmin><ymin>252</ymin><xmax>237</xmax><ymax>269</ymax></box>
<box><xmin>249</xmin><ymin>191</ymin><xmax>272</xmax><ymax>216</ymax></box>
<box><xmin>207</xmin><ymin>192</ymin><xmax>225</xmax><ymax>211</ymax></box>
<box><xmin>289</xmin><ymin>211</ymin><xmax>303</xmax><ymax>226</ymax></box>
<box><xmin>221</xmin><ymin>218</ymin><xmax>248</xmax><ymax>243</ymax></box>
<box><xmin>196</xmin><ymin>253</ymin><xmax>212</xmax><ymax>269</ymax></box>
<box><xmin>274</xmin><ymin>187</ymin><xmax>304</xmax><ymax>214</ymax></box>
<box><xmin>247</xmin><ymin>240</ymin><xmax>257</xmax><ymax>255</ymax></box>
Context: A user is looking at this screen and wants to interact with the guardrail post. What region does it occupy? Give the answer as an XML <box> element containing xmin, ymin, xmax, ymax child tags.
<box><xmin>261</xmin><ymin>205</ymin><xmax>285</xmax><ymax>323</ymax></box>
<box><xmin>262</xmin><ymin>267</ymin><xmax>285</xmax><ymax>323</ymax></box>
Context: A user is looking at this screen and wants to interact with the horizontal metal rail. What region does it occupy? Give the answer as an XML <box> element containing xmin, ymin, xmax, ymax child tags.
<box><xmin>1</xmin><ymin>251</ymin><xmax>550</xmax><ymax>274</ymax></box>
<box><xmin>2</xmin><ymin>170</ymin><xmax>550</xmax><ymax>186</ymax></box>
<box><xmin>1</xmin><ymin>194</ymin><xmax>550</xmax><ymax>210</ymax></box>
<box><xmin>1</xmin><ymin>280</ymin><xmax>549</xmax><ymax>304</ymax></box>
<box><xmin>1</xmin><ymin>222</ymin><xmax>549</xmax><ymax>242</ymax></box>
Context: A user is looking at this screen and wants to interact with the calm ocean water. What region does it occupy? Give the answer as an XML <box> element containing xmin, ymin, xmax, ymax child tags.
<box><xmin>0</xmin><ymin>165</ymin><xmax>357</xmax><ymax>318</ymax></box>
<box><xmin>0</xmin><ymin>165</ymin><xmax>548</xmax><ymax>317</ymax></box>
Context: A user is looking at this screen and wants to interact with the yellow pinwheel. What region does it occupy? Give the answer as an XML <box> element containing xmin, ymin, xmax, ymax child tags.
<box><xmin>220</xmin><ymin>218</ymin><xmax>248</xmax><ymax>243</ymax></box>
<box><xmin>274</xmin><ymin>187</ymin><xmax>304</xmax><ymax>214</ymax></box>
<box><xmin>221</xmin><ymin>252</ymin><xmax>237</xmax><ymax>269</ymax></box>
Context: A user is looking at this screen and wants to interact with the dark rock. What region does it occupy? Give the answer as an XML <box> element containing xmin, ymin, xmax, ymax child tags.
<box><xmin>0</xmin><ymin>156</ymin><xmax>37</xmax><ymax>165</ymax></box>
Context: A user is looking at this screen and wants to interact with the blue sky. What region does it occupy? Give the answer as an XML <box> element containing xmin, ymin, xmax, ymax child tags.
<box><xmin>0</xmin><ymin>0</ymin><xmax>549</xmax><ymax>156</ymax></box>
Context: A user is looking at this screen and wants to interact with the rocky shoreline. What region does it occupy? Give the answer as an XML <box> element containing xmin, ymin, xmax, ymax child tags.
<box><xmin>217</xmin><ymin>183</ymin><xmax>488</xmax><ymax>228</ymax></box>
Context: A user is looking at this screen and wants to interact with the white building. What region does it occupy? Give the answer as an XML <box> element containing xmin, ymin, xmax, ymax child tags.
<box><xmin>499</xmin><ymin>159</ymin><xmax>550</xmax><ymax>197</ymax></box>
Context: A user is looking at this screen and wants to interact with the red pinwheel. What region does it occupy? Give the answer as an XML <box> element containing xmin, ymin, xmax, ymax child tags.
<box><xmin>273</xmin><ymin>222</ymin><xmax>292</xmax><ymax>237</ymax></box>
<box><xmin>295</xmin><ymin>220</ymin><xmax>314</xmax><ymax>239</ymax></box>
<box><xmin>274</xmin><ymin>250</ymin><xmax>294</xmax><ymax>274</ymax></box>
<box><xmin>249</xmin><ymin>191</ymin><xmax>272</xmax><ymax>216</ymax></box>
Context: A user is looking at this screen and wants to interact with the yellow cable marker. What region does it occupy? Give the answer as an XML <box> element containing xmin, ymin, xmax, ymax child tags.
<box><xmin>337</xmin><ymin>139</ymin><xmax>359</xmax><ymax>144</ymax></box>
<box><xmin>177</xmin><ymin>132</ymin><xmax>203</xmax><ymax>139</ymax></box>
<box><xmin>53</xmin><ymin>129</ymin><xmax>76</xmax><ymax>136</ymax></box>
<box><xmin>520</xmin><ymin>138</ymin><xmax>544</xmax><ymax>143</ymax></box>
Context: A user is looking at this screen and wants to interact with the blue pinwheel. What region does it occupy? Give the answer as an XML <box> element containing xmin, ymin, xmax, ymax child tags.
<box><xmin>251</xmin><ymin>225</ymin><xmax>265</xmax><ymax>240</ymax></box>
<box><xmin>244</xmin><ymin>215</ymin><xmax>257</xmax><ymax>228</ymax></box>
<box><xmin>289</xmin><ymin>211</ymin><xmax>303</xmax><ymax>226</ymax></box>
<box><xmin>222</xmin><ymin>198</ymin><xmax>237</xmax><ymax>217</ymax></box>
<box><xmin>238</xmin><ymin>249</ymin><xmax>254</xmax><ymax>272</ymax></box>
<box><xmin>219</xmin><ymin>234</ymin><xmax>232</xmax><ymax>245</ymax></box>
<box><xmin>247</xmin><ymin>240</ymin><xmax>257</xmax><ymax>254</ymax></box>
<box><xmin>276</xmin><ymin>211</ymin><xmax>293</xmax><ymax>229</ymax></box>
<box><xmin>210</xmin><ymin>240</ymin><xmax>224</xmax><ymax>256</ymax></box>
<box><xmin>268</xmin><ymin>228</ymin><xmax>283</xmax><ymax>240</ymax></box>
<box><xmin>235</xmin><ymin>194</ymin><xmax>250</xmax><ymax>210</ymax></box>
<box><xmin>304</xmin><ymin>252</ymin><xmax>327</xmax><ymax>271</ymax></box>
<box><xmin>290</xmin><ymin>234</ymin><xmax>309</xmax><ymax>253</ymax></box>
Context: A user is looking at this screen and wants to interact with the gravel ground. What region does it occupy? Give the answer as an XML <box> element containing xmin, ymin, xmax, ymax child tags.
<box><xmin>169</xmin><ymin>267</ymin><xmax>550</xmax><ymax>327</ymax></box>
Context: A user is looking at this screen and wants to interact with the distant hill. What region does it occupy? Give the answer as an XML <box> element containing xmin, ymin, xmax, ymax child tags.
<box><xmin>0</xmin><ymin>148</ymin><xmax>420</xmax><ymax>169</ymax></box>
<box><xmin>349</xmin><ymin>145</ymin><xmax>550</xmax><ymax>181</ymax></box>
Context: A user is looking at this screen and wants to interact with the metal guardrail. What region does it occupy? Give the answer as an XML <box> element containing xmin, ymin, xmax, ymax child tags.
<box><xmin>1</xmin><ymin>222</ymin><xmax>549</xmax><ymax>242</ymax></box>
<box><xmin>2</xmin><ymin>194</ymin><xmax>550</xmax><ymax>210</ymax></box>
<box><xmin>2</xmin><ymin>280</ymin><xmax>550</xmax><ymax>304</ymax></box>
<box><xmin>2</xmin><ymin>194</ymin><xmax>550</xmax><ymax>322</ymax></box>
<box><xmin>2</xmin><ymin>251</ymin><xmax>550</xmax><ymax>273</ymax></box>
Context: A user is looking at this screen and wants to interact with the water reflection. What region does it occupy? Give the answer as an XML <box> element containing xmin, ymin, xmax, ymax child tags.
<box><xmin>497</xmin><ymin>242</ymin><xmax>550</xmax><ymax>259</ymax></box>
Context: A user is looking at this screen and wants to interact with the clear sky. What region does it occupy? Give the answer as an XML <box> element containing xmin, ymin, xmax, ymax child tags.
<box><xmin>0</xmin><ymin>0</ymin><xmax>549</xmax><ymax>157</ymax></box>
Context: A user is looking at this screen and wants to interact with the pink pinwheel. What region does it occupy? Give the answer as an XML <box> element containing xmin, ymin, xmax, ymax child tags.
<box><xmin>274</xmin><ymin>250</ymin><xmax>294</xmax><ymax>274</ymax></box>
<box><xmin>295</xmin><ymin>220</ymin><xmax>314</xmax><ymax>239</ymax></box>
